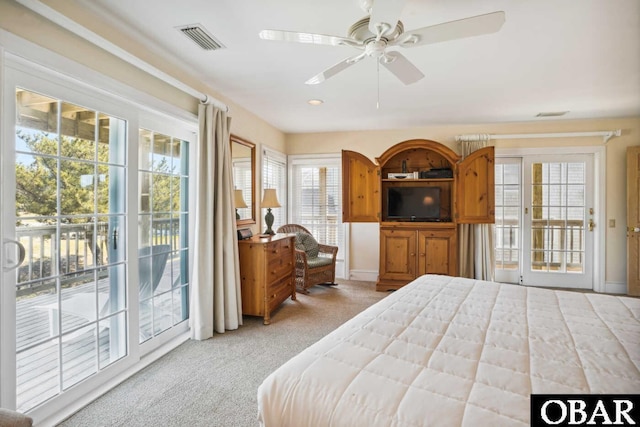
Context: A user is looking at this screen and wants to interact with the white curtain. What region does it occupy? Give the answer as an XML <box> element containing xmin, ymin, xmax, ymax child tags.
<box><xmin>458</xmin><ymin>138</ymin><xmax>495</xmax><ymax>281</ymax></box>
<box><xmin>190</xmin><ymin>103</ymin><xmax>242</xmax><ymax>339</ymax></box>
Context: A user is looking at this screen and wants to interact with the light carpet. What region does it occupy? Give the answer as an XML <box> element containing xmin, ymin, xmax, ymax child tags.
<box><xmin>59</xmin><ymin>279</ymin><xmax>387</xmax><ymax>427</ymax></box>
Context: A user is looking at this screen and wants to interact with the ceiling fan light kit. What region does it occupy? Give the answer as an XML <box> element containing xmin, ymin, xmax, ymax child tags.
<box><xmin>258</xmin><ymin>0</ymin><xmax>505</xmax><ymax>87</ymax></box>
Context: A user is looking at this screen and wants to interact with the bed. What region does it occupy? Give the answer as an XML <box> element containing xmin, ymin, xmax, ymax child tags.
<box><xmin>257</xmin><ymin>275</ymin><xmax>640</xmax><ymax>426</ymax></box>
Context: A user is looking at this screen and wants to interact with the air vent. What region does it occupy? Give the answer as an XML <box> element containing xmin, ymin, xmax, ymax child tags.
<box><xmin>176</xmin><ymin>24</ymin><xmax>225</xmax><ymax>51</ymax></box>
<box><xmin>536</xmin><ymin>111</ymin><xmax>569</xmax><ymax>118</ymax></box>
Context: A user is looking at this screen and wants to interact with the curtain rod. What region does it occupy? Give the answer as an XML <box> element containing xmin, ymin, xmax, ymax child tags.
<box><xmin>456</xmin><ymin>130</ymin><xmax>621</xmax><ymax>144</ymax></box>
<box><xmin>17</xmin><ymin>0</ymin><xmax>229</xmax><ymax>112</ymax></box>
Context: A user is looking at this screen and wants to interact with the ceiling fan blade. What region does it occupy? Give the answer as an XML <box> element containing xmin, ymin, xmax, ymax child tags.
<box><xmin>394</xmin><ymin>11</ymin><xmax>506</xmax><ymax>47</ymax></box>
<box><xmin>305</xmin><ymin>53</ymin><xmax>367</xmax><ymax>85</ymax></box>
<box><xmin>380</xmin><ymin>51</ymin><xmax>424</xmax><ymax>85</ymax></box>
<box><xmin>259</xmin><ymin>29</ymin><xmax>361</xmax><ymax>47</ymax></box>
<box><xmin>368</xmin><ymin>0</ymin><xmax>409</xmax><ymax>36</ymax></box>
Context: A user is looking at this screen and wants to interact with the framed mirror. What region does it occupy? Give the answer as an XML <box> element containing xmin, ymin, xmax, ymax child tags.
<box><xmin>231</xmin><ymin>135</ymin><xmax>256</xmax><ymax>226</ymax></box>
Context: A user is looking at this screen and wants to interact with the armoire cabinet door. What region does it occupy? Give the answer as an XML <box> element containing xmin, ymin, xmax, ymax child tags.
<box><xmin>342</xmin><ymin>150</ymin><xmax>380</xmax><ymax>222</ymax></box>
<box><xmin>379</xmin><ymin>228</ymin><xmax>417</xmax><ymax>281</ymax></box>
<box><xmin>417</xmin><ymin>229</ymin><xmax>457</xmax><ymax>276</ymax></box>
<box><xmin>456</xmin><ymin>146</ymin><xmax>495</xmax><ymax>224</ymax></box>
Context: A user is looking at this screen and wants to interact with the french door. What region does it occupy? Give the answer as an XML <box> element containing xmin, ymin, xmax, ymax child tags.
<box><xmin>523</xmin><ymin>155</ymin><xmax>594</xmax><ymax>288</ymax></box>
<box><xmin>495</xmin><ymin>153</ymin><xmax>596</xmax><ymax>289</ymax></box>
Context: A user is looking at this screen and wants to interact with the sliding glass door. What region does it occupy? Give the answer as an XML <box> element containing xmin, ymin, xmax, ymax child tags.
<box><xmin>1</xmin><ymin>57</ymin><xmax>194</xmax><ymax>421</ymax></box>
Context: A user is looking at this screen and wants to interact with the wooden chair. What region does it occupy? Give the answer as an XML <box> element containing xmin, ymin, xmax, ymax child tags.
<box><xmin>276</xmin><ymin>224</ymin><xmax>338</xmax><ymax>293</ymax></box>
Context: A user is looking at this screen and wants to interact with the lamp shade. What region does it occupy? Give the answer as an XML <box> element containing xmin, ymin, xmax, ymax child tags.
<box><xmin>261</xmin><ymin>188</ymin><xmax>281</xmax><ymax>208</ymax></box>
<box><xmin>234</xmin><ymin>189</ymin><xmax>248</xmax><ymax>208</ymax></box>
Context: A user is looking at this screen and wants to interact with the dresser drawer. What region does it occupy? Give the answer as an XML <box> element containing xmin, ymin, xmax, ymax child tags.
<box><xmin>266</xmin><ymin>239</ymin><xmax>293</xmax><ymax>279</ymax></box>
<box><xmin>265</xmin><ymin>238</ymin><xmax>293</xmax><ymax>257</ymax></box>
<box><xmin>268</xmin><ymin>275</ymin><xmax>293</xmax><ymax>310</ymax></box>
<box><xmin>267</xmin><ymin>254</ymin><xmax>294</xmax><ymax>280</ymax></box>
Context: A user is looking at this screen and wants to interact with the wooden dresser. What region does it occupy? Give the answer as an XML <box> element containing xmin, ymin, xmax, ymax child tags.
<box><xmin>238</xmin><ymin>234</ymin><xmax>296</xmax><ymax>324</ymax></box>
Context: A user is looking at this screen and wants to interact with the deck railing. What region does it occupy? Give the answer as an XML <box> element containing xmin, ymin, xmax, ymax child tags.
<box><xmin>495</xmin><ymin>218</ymin><xmax>584</xmax><ymax>271</ymax></box>
<box><xmin>15</xmin><ymin>219</ymin><xmax>178</xmax><ymax>298</ymax></box>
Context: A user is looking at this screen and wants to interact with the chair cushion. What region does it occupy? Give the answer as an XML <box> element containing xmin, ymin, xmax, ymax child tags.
<box><xmin>306</xmin><ymin>257</ymin><xmax>333</xmax><ymax>268</ymax></box>
<box><xmin>295</xmin><ymin>232</ymin><xmax>319</xmax><ymax>258</ymax></box>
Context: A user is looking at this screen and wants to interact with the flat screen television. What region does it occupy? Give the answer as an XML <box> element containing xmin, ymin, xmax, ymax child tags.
<box><xmin>387</xmin><ymin>186</ymin><xmax>441</xmax><ymax>221</ymax></box>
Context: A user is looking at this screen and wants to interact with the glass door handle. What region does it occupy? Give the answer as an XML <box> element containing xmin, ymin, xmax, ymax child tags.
<box><xmin>3</xmin><ymin>238</ymin><xmax>26</xmax><ymax>272</ymax></box>
<box><xmin>588</xmin><ymin>219</ymin><xmax>595</xmax><ymax>232</ymax></box>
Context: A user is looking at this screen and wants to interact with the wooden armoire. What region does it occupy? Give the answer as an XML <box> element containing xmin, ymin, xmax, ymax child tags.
<box><xmin>342</xmin><ymin>139</ymin><xmax>495</xmax><ymax>291</ymax></box>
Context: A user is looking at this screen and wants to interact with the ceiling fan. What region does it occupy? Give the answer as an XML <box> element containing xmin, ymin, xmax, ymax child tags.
<box><xmin>259</xmin><ymin>0</ymin><xmax>505</xmax><ymax>85</ymax></box>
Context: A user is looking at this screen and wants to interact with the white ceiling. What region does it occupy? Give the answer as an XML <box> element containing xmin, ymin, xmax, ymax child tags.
<box><xmin>47</xmin><ymin>0</ymin><xmax>640</xmax><ymax>133</ymax></box>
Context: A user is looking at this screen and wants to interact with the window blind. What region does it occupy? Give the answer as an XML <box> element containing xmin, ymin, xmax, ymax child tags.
<box><xmin>289</xmin><ymin>156</ymin><xmax>343</xmax><ymax>253</ymax></box>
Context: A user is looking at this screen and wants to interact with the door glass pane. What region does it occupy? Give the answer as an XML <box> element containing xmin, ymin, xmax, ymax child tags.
<box><xmin>14</xmin><ymin>88</ymin><xmax>127</xmax><ymax>412</ymax></box>
<box><xmin>138</xmin><ymin>129</ymin><xmax>189</xmax><ymax>344</ymax></box>
<box><xmin>530</xmin><ymin>162</ymin><xmax>585</xmax><ymax>274</ymax></box>
<box><xmin>494</xmin><ymin>162</ymin><xmax>521</xmax><ymax>271</ymax></box>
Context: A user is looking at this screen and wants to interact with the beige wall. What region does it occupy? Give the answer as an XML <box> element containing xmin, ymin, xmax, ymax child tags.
<box><xmin>2</xmin><ymin>1</ymin><xmax>637</xmax><ymax>287</ymax></box>
<box><xmin>286</xmin><ymin>117</ymin><xmax>640</xmax><ymax>286</ymax></box>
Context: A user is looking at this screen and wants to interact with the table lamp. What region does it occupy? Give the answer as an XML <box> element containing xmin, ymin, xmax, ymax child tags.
<box><xmin>261</xmin><ymin>188</ymin><xmax>281</xmax><ymax>235</ymax></box>
<box><xmin>234</xmin><ymin>189</ymin><xmax>248</xmax><ymax>220</ymax></box>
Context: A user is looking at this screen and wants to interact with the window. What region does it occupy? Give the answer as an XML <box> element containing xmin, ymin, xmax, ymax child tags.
<box><xmin>289</xmin><ymin>155</ymin><xmax>344</xmax><ymax>278</ymax></box>
<box><xmin>262</xmin><ymin>147</ymin><xmax>287</xmax><ymax>231</ymax></box>
<box><xmin>138</xmin><ymin>129</ymin><xmax>189</xmax><ymax>343</ymax></box>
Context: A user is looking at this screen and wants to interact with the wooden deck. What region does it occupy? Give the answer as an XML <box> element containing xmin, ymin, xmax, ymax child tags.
<box><xmin>15</xmin><ymin>259</ymin><xmax>183</xmax><ymax>412</ymax></box>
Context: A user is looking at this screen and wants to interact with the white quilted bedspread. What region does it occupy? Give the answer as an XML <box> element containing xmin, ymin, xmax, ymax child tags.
<box><xmin>257</xmin><ymin>275</ymin><xmax>640</xmax><ymax>427</ymax></box>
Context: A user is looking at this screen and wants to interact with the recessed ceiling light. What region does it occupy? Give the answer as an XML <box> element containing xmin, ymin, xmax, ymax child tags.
<box><xmin>536</xmin><ymin>111</ymin><xmax>569</xmax><ymax>117</ymax></box>
<box><xmin>308</xmin><ymin>99</ymin><xmax>324</xmax><ymax>106</ymax></box>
